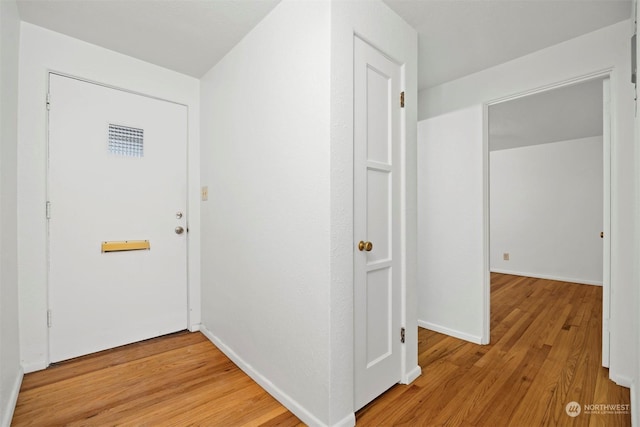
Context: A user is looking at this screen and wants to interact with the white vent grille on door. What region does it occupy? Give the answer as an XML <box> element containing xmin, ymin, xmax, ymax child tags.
<box><xmin>108</xmin><ymin>124</ymin><xmax>143</xmax><ymax>157</ymax></box>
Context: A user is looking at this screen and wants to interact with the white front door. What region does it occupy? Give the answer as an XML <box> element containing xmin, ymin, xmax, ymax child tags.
<box><xmin>353</xmin><ymin>36</ymin><xmax>403</xmax><ymax>411</ymax></box>
<box><xmin>48</xmin><ymin>74</ymin><xmax>188</xmax><ymax>363</ymax></box>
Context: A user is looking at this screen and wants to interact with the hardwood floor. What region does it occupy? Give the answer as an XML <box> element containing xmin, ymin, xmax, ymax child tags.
<box><xmin>12</xmin><ymin>330</ymin><xmax>302</xmax><ymax>426</ymax></box>
<box><xmin>12</xmin><ymin>273</ymin><xmax>630</xmax><ymax>426</ymax></box>
<box><xmin>357</xmin><ymin>273</ymin><xmax>630</xmax><ymax>426</ymax></box>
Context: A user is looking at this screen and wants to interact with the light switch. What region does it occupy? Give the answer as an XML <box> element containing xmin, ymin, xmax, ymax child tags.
<box><xmin>201</xmin><ymin>186</ymin><xmax>208</xmax><ymax>201</ymax></box>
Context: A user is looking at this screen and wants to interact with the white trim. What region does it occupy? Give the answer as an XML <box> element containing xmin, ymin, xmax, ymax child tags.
<box><xmin>418</xmin><ymin>320</ymin><xmax>484</xmax><ymax>345</ymax></box>
<box><xmin>610</xmin><ymin>373</ymin><xmax>633</xmax><ymax>388</ymax></box>
<box><xmin>487</xmin><ymin>69</ymin><xmax>613</xmax><ymax>107</ymax></box>
<box><xmin>21</xmin><ymin>361</ymin><xmax>47</xmax><ymax>374</ymax></box>
<box><xmin>482</xmin><ymin>104</ymin><xmax>491</xmax><ymax>346</ymax></box>
<box><xmin>1</xmin><ymin>367</ymin><xmax>23</xmax><ymax>427</ymax></box>
<box><xmin>332</xmin><ymin>413</ymin><xmax>357</xmax><ymax>427</ymax></box>
<box><xmin>48</xmin><ymin>71</ymin><xmax>187</xmax><ymax>107</ymax></box>
<box><xmin>200</xmin><ymin>325</ymin><xmax>342</xmax><ymax>427</ymax></box>
<box><xmin>401</xmin><ymin>365</ymin><xmax>422</xmax><ymax>385</ymax></box>
<box><xmin>490</xmin><ymin>269</ymin><xmax>603</xmax><ymax>287</ymax></box>
<box><xmin>602</xmin><ymin>76</ymin><xmax>612</xmax><ymax>368</ymax></box>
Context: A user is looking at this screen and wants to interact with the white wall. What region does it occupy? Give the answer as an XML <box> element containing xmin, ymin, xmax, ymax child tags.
<box><xmin>417</xmin><ymin>106</ymin><xmax>485</xmax><ymax>343</ymax></box>
<box><xmin>200</xmin><ymin>1</ymin><xmax>417</xmax><ymax>426</ymax></box>
<box><xmin>200</xmin><ymin>2</ymin><xmax>332</xmax><ymax>425</ymax></box>
<box><xmin>0</xmin><ymin>0</ymin><xmax>22</xmax><ymax>425</ymax></box>
<box><xmin>418</xmin><ymin>20</ymin><xmax>636</xmax><ymax>385</ymax></box>
<box><xmin>490</xmin><ymin>137</ymin><xmax>604</xmax><ymax>285</ymax></box>
<box><xmin>17</xmin><ymin>23</ymin><xmax>200</xmax><ymax>372</ymax></box>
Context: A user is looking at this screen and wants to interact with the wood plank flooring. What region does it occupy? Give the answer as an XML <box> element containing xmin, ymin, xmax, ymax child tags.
<box><xmin>12</xmin><ymin>331</ymin><xmax>301</xmax><ymax>427</ymax></box>
<box><xmin>12</xmin><ymin>273</ymin><xmax>630</xmax><ymax>426</ymax></box>
<box><xmin>357</xmin><ymin>274</ymin><xmax>630</xmax><ymax>426</ymax></box>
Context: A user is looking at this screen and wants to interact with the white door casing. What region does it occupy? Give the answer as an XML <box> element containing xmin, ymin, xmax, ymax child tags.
<box><xmin>602</xmin><ymin>77</ymin><xmax>611</xmax><ymax>368</ymax></box>
<box><xmin>354</xmin><ymin>36</ymin><xmax>403</xmax><ymax>411</ymax></box>
<box><xmin>48</xmin><ymin>74</ymin><xmax>188</xmax><ymax>363</ymax></box>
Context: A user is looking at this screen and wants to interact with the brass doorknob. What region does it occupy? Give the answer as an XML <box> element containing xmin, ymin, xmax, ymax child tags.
<box><xmin>358</xmin><ymin>241</ymin><xmax>373</xmax><ymax>252</ymax></box>
<box><xmin>175</xmin><ymin>226</ymin><xmax>185</xmax><ymax>235</ymax></box>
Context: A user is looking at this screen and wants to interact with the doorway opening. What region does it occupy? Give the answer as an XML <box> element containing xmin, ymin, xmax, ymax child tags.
<box><xmin>486</xmin><ymin>74</ymin><xmax>611</xmax><ymax>366</ymax></box>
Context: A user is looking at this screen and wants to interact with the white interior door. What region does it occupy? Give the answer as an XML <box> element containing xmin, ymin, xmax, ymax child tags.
<box><xmin>48</xmin><ymin>74</ymin><xmax>188</xmax><ymax>363</ymax></box>
<box><xmin>354</xmin><ymin>36</ymin><xmax>402</xmax><ymax>411</ymax></box>
<box><xmin>602</xmin><ymin>77</ymin><xmax>611</xmax><ymax>368</ymax></box>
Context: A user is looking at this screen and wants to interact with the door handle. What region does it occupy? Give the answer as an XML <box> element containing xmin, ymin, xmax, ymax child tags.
<box><xmin>358</xmin><ymin>241</ymin><xmax>373</xmax><ymax>252</ymax></box>
<box><xmin>175</xmin><ymin>226</ymin><xmax>185</xmax><ymax>235</ymax></box>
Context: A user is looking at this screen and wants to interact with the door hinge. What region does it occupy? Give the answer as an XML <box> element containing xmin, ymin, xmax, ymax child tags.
<box><xmin>47</xmin><ymin>309</ymin><xmax>52</xmax><ymax>328</ymax></box>
<box><xmin>400</xmin><ymin>91</ymin><xmax>405</xmax><ymax>108</ymax></box>
<box><xmin>46</xmin><ymin>93</ymin><xmax>51</xmax><ymax>110</ymax></box>
<box><xmin>46</xmin><ymin>201</ymin><xmax>51</xmax><ymax>219</ymax></box>
<box><xmin>400</xmin><ymin>327</ymin><xmax>406</xmax><ymax>344</ymax></box>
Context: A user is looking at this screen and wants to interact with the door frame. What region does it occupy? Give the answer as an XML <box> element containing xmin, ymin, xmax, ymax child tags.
<box><xmin>44</xmin><ymin>71</ymin><xmax>195</xmax><ymax>365</ymax></box>
<box><xmin>482</xmin><ymin>70</ymin><xmax>614</xmax><ymax>362</ymax></box>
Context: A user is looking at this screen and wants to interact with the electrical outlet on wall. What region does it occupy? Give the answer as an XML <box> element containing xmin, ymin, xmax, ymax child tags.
<box><xmin>503</xmin><ymin>252</ymin><xmax>510</xmax><ymax>261</ymax></box>
<box><xmin>201</xmin><ymin>186</ymin><xmax>208</xmax><ymax>201</ymax></box>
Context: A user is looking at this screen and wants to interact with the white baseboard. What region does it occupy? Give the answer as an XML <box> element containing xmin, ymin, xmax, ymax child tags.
<box><xmin>200</xmin><ymin>325</ymin><xmax>350</xmax><ymax>427</ymax></box>
<box><xmin>610</xmin><ymin>373</ymin><xmax>633</xmax><ymax>388</ymax></box>
<box><xmin>333</xmin><ymin>413</ymin><xmax>356</xmax><ymax>427</ymax></box>
<box><xmin>21</xmin><ymin>361</ymin><xmax>47</xmax><ymax>374</ymax></box>
<box><xmin>490</xmin><ymin>269</ymin><xmax>602</xmax><ymax>286</ymax></box>
<box><xmin>418</xmin><ymin>320</ymin><xmax>483</xmax><ymax>345</ymax></box>
<box><xmin>491</xmin><ymin>268</ymin><xmax>602</xmax><ymax>286</ymax></box>
<box><xmin>401</xmin><ymin>365</ymin><xmax>422</xmax><ymax>385</ymax></box>
<box><xmin>1</xmin><ymin>367</ymin><xmax>24</xmax><ymax>427</ymax></box>
<box><xmin>188</xmin><ymin>322</ymin><xmax>201</xmax><ymax>332</ymax></box>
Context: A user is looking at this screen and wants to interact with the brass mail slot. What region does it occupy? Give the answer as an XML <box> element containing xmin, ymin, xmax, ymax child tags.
<box><xmin>101</xmin><ymin>240</ymin><xmax>150</xmax><ymax>253</ymax></box>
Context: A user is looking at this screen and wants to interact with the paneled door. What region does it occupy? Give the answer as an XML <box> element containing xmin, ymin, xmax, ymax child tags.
<box><xmin>353</xmin><ymin>36</ymin><xmax>403</xmax><ymax>410</ymax></box>
<box><xmin>48</xmin><ymin>74</ymin><xmax>188</xmax><ymax>363</ymax></box>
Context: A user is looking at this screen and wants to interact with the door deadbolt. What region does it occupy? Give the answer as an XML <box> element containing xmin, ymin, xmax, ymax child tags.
<box><xmin>358</xmin><ymin>241</ymin><xmax>373</xmax><ymax>252</ymax></box>
<box><xmin>175</xmin><ymin>226</ymin><xmax>185</xmax><ymax>235</ymax></box>
<box><xmin>176</xmin><ymin>212</ymin><xmax>183</xmax><ymax>219</ymax></box>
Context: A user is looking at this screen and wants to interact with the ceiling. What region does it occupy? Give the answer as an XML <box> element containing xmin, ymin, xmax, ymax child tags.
<box><xmin>489</xmin><ymin>78</ymin><xmax>605</xmax><ymax>151</ymax></box>
<box><xmin>16</xmin><ymin>0</ymin><xmax>632</xmax><ymax>89</ymax></box>
<box><xmin>384</xmin><ymin>0</ymin><xmax>631</xmax><ymax>90</ymax></box>
<box><xmin>16</xmin><ymin>0</ymin><xmax>281</xmax><ymax>78</ymax></box>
